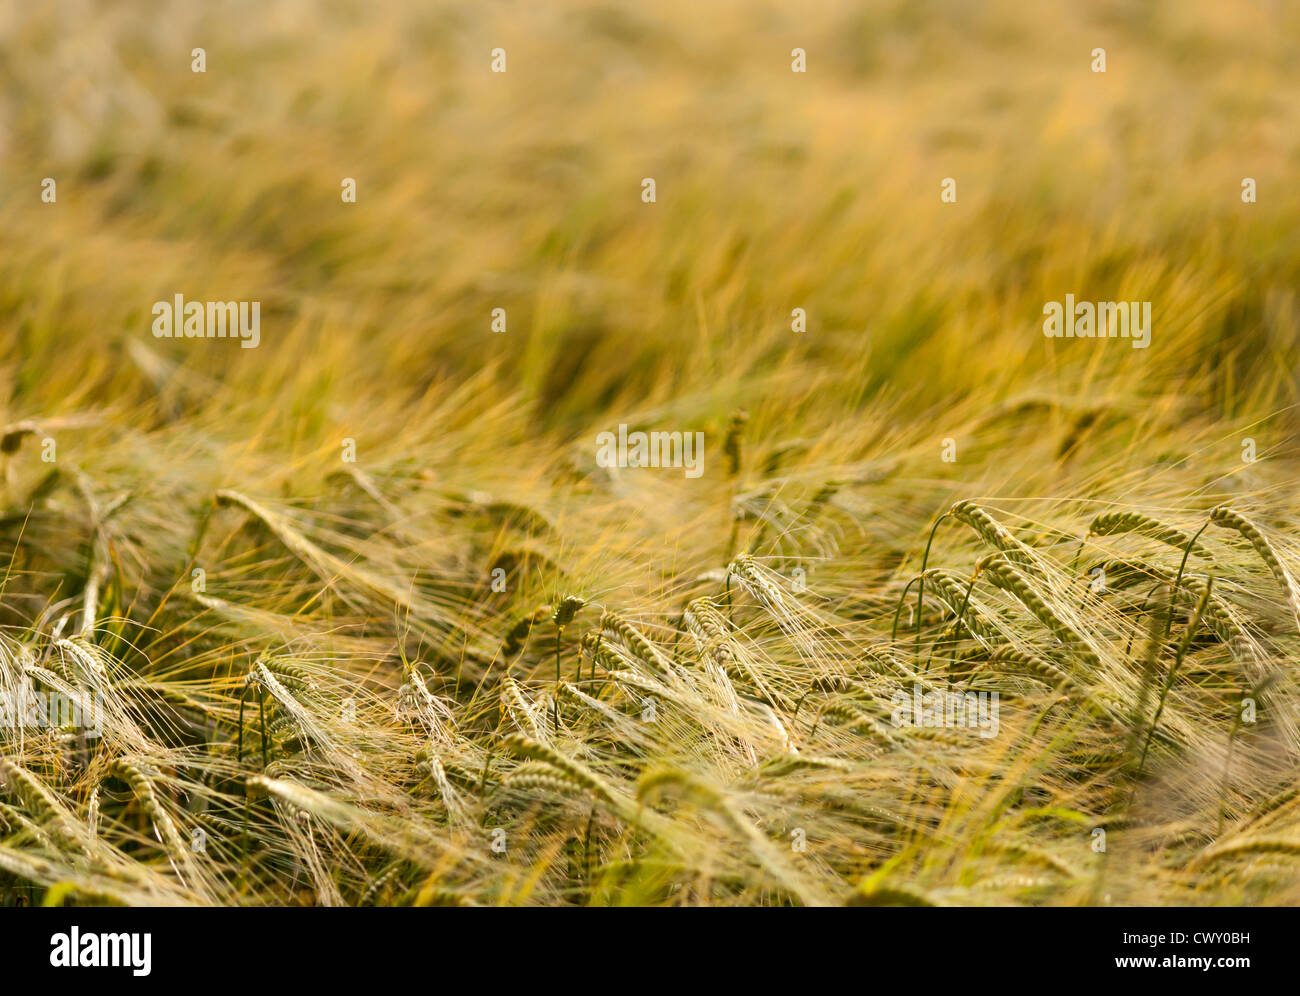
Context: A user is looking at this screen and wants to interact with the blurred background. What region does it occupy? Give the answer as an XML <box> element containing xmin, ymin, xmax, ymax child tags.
<box><xmin>1</xmin><ymin>0</ymin><xmax>1298</xmax><ymax>472</ymax></box>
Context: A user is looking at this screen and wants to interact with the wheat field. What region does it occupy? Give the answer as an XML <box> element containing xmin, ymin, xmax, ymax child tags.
<box><xmin>2</xmin><ymin>0</ymin><xmax>1300</xmax><ymax>907</ymax></box>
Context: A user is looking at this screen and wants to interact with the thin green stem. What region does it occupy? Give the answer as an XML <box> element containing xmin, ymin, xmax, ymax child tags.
<box><xmin>259</xmin><ymin>689</ymin><xmax>268</xmax><ymax>769</ymax></box>
<box><xmin>915</xmin><ymin>512</ymin><xmax>950</xmax><ymax>659</ymax></box>
<box><xmin>1136</xmin><ymin>577</ymin><xmax>1212</xmax><ymax>784</ymax></box>
<box><xmin>555</xmin><ymin>625</ymin><xmax>564</xmax><ymax>732</ymax></box>
<box><xmin>927</xmin><ymin>567</ymin><xmax>981</xmax><ymax>674</ymax></box>
<box><xmin>891</xmin><ymin>575</ymin><xmax>922</xmax><ymax>643</ymax></box>
<box><xmin>237</xmin><ymin>686</ymin><xmax>247</xmax><ymax>762</ymax></box>
<box><xmin>1069</xmin><ymin>534</ymin><xmax>1087</xmax><ymax>576</ymax></box>
<box><xmin>1165</xmin><ymin>517</ymin><xmax>1212</xmax><ymax>638</ymax></box>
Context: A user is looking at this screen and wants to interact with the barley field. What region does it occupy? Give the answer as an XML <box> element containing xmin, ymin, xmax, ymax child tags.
<box><xmin>2</xmin><ymin>0</ymin><xmax>1300</xmax><ymax>907</ymax></box>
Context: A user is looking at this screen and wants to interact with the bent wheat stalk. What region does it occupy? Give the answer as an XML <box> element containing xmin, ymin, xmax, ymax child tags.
<box><xmin>1209</xmin><ymin>505</ymin><xmax>1300</xmax><ymax>633</ymax></box>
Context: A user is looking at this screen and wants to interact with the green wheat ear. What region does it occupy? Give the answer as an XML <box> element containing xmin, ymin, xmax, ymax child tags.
<box><xmin>949</xmin><ymin>500</ymin><xmax>1031</xmax><ymax>564</ymax></box>
<box><xmin>552</xmin><ymin>595</ymin><xmax>586</xmax><ymax>628</ymax></box>
<box><xmin>1210</xmin><ymin>505</ymin><xmax>1300</xmax><ymax>631</ymax></box>
<box><xmin>1087</xmin><ymin>510</ymin><xmax>1207</xmax><ymax>555</ymax></box>
<box><xmin>502</xmin><ymin>604</ymin><xmax>552</xmax><ymax>657</ymax></box>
